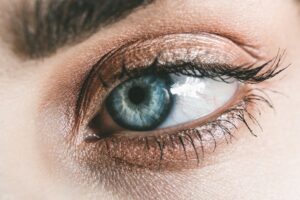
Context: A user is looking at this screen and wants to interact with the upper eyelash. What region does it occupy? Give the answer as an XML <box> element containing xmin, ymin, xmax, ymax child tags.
<box><xmin>73</xmin><ymin>49</ymin><xmax>287</xmax><ymax>133</ymax></box>
<box><xmin>112</xmin><ymin>51</ymin><xmax>287</xmax><ymax>86</ymax></box>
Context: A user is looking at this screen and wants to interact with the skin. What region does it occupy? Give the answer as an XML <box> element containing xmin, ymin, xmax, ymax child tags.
<box><xmin>0</xmin><ymin>0</ymin><xmax>300</xmax><ymax>199</ymax></box>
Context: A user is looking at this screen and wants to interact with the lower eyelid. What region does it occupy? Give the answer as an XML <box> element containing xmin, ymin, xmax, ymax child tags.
<box><xmin>82</xmin><ymin>85</ymin><xmax>270</xmax><ymax>171</ymax></box>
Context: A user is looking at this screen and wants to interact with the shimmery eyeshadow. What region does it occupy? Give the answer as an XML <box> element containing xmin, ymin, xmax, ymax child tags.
<box><xmin>70</xmin><ymin>33</ymin><xmax>284</xmax><ymax>171</ymax></box>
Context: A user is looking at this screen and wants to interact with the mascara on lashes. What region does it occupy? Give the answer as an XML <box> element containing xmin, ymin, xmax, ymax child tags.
<box><xmin>72</xmin><ymin>34</ymin><xmax>286</xmax><ymax>170</ymax></box>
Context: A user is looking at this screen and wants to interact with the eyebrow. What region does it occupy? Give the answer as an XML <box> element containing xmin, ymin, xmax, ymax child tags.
<box><xmin>13</xmin><ymin>0</ymin><xmax>153</xmax><ymax>58</ymax></box>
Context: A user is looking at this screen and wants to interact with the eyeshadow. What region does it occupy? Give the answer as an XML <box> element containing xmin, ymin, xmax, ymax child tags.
<box><xmin>68</xmin><ymin>34</ymin><xmax>284</xmax><ymax>172</ymax></box>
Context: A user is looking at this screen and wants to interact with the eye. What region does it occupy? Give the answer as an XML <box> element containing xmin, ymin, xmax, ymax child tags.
<box><xmin>105</xmin><ymin>74</ymin><xmax>238</xmax><ymax>132</ymax></box>
<box><xmin>106</xmin><ymin>74</ymin><xmax>173</xmax><ymax>131</ymax></box>
<box><xmin>73</xmin><ymin>33</ymin><xmax>284</xmax><ymax>170</ymax></box>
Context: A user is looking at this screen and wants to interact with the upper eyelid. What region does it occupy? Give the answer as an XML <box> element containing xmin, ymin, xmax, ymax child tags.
<box><xmin>78</xmin><ymin>32</ymin><xmax>275</xmax><ymax>90</ymax></box>
<box><xmin>76</xmin><ymin>33</ymin><xmax>283</xmax><ymax>102</ymax></box>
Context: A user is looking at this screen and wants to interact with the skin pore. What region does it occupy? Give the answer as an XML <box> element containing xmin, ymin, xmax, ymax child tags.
<box><xmin>0</xmin><ymin>0</ymin><xmax>300</xmax><ymax>199</ymax></box>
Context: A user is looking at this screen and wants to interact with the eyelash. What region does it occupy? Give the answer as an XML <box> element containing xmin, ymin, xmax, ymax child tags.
<box><xmin>73</xmin><ymin>47</ymin><xmax>286</xmax><ymax>169</ymax></box>
<box><xmin>110</xmin><ymin>52</ymin><xmax>286</xmax><ymax>86</ymax></box>
<box><xmin>125</xmin><ymin>90</ymin><xmax>273</xmax><ymax>165</ymax></box>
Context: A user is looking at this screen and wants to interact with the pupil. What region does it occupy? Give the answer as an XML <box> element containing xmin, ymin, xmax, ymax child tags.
<box><xmin>128</xmin><ymin>86</ymin><xmax>146</xmax><ymax>105</ymax></box>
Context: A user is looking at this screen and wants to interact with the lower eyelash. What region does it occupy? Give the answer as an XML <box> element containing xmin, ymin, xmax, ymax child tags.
<box><xmin>149</xmin><ymin>94</ymin><xmax>267</xmax><ymax>168</ymax></box>
<box><xmin>85</xmin><ymin>88</ymin><xmax>275</xmax><ymax>170</ymax></box>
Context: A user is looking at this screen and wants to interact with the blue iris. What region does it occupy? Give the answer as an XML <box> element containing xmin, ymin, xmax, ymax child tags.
<box><xmin>106</xmin><ymin>75</ymin><xmax>173</xmax><ymax>131</ymax></box>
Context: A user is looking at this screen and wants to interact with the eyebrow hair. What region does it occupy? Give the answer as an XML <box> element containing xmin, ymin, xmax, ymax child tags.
<box><xmin>13</xmin><ymin>0</ymin><xmax>153</xmax><ymax>58</ymax></box>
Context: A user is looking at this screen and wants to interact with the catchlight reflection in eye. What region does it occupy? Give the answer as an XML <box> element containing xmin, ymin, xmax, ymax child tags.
<box><xmin>105</xmin><ymin>73</ymin><xmax>238</xmax><ymax>132</ymax></box>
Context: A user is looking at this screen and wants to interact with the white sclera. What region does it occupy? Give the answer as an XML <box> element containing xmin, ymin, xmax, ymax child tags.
<box><xmin>159</xmin><ymin>75</ymin><xmax>238</xmax><ymax>128</ymax></box>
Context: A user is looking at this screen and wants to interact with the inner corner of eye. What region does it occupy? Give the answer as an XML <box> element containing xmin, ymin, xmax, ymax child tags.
<box><xmin>93</xmin><ymin>73</ymin><xmax>239</xmax><ymax>135</ymax></box>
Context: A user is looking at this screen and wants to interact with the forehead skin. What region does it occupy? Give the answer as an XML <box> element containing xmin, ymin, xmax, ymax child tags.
<box><xmin>0</xmin><ymin>0</ymin><xmax>300</xmax><ymax>199</ymax></box>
